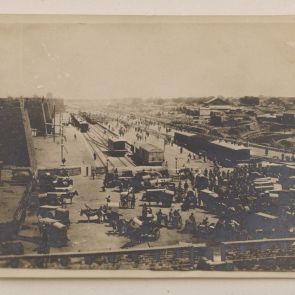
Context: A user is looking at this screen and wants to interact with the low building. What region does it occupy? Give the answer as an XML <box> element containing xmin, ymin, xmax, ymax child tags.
<box><xmin>203</xmin><ymin>97</ymin><xmax>230</xmax><ymax>106</ymax></box>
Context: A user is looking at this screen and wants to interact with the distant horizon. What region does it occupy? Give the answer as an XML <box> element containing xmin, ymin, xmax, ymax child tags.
<box><xmin>2</xmin><ymin>95</ymin><xmax>295</xmax><ymax>102</ymax></box>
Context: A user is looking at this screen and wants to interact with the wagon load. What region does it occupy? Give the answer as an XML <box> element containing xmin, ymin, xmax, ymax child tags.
<box><xmin>38</xmin><ymin>217</ymin><xmax>68</xmax><ymax>247</ymax></box>
<box><xmin>253</xmin><ymin>177</ymin><xmax>275</xmax><ymax>193</ymax></box>
<box><xmin>38</xmin><ymin>190</ymin><xmax>78</xmax><ymax>206</ymax></box>
<box><xmin>39</xmin><ymin>173</ymin><xmax>73</xmax><ymax>191</ymax></box>
<box><xmin>199</xmin><ymin>189</ymin><xmax>221</xmax><ymax>212</ymax></box>
<box><xmin>37</xmin><ymin>206</ymin><xmax>70</xmax><ymax>227</ymax></box>
<box><xmin>125</xmin><ymin>217</ymin><xmax>160</xmax><ymax>242</ymax></box>
<box><xmin>142</xmin><ymin>188</ymin><xmax>174</xmax><ymax>207</ymax></box>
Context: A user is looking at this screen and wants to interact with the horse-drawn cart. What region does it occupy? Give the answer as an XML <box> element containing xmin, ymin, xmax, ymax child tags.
<box><xmin>38</xmin><ymin>206</ymin><xmax>70</xmax><ymax>227</ymax></box>
<box><xmin>142</xmin><ymin>189</ymin><xmax>174</xmax><ymax>207</ymax></box>
<box><xmin>38</xmin><ymin>217</ymin><xmax>68</xmax><ymax>247</ymax></box>
<box><xmin>125</xmin><ymin>217</ymin><xmax>161</xmax><ymax>242</ymax></box>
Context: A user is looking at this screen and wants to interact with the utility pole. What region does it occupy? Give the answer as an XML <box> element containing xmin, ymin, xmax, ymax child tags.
<box><xmin>53</xmin><ymin>104</ymin><xmax>56</xmax><ymax>142</ymax></box>
<box><xmin>60</xmin><ymin>113</ymin><xmax>65</xmax><ymax>166</ymax></box>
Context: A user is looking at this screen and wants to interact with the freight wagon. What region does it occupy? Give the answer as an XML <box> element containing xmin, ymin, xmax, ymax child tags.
<box><xmin>174</xmin><ymin>132</ymin><xmax>250</xmax><ymax>166</ymax></box>
<box><xmin>134</xmin><ymin>143</ymin><xmax>164</xmax><ymax>166</ymax></box>
<box><xmin>108</xmin><ymin>138</ymin><xmax>128</xmax><ymax>156</ymax></box>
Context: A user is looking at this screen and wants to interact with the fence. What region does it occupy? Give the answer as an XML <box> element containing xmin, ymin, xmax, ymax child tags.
<box><xmin>37</xmin><ymin>166</ymin><xmax>82</xmax><ymax>177</ymax></box>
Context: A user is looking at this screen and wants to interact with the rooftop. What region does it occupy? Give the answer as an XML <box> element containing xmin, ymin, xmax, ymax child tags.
<box><xmin>140</xmin><ymin>143</ymin><xmax>163</xmax><ymax>153</ymax></box>
<box><xmin>211</xmin><ymin>140</ymin><xmax>250</xmax><ymax>151</ymax></box>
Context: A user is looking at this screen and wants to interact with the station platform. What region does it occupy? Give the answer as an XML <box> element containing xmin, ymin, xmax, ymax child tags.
<box><xmin>33</xmin><ymin>125</ymin><xmax>94</xmax><ymax>170</ymax></box>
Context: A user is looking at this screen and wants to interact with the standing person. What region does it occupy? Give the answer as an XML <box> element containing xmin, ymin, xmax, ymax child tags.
<box><xmin>142</xmin><ymin>203</ymin><xmax>148</xmax><ymax>219</ymax></box>
<box><xmin>189</xmin><ymin>213</ymin><xmax>196</xmax><ymax>226</ymax></box>
<box><xmin>39</xmin><ymin>224</ymin><xmax>49</xmax><ymax>254</ymax></box>
<box><xmin>119</xmin><ymin>182</ymin><xmax>123</xmax><ymax>192</ymax></box>
<box><xmin>131</xmin><ymin>193</ymin><xmax>136</xmax><ymax>209</ymax></box>
<box><xmin>106</xmin><ymin>195</ymin><xmax>111</xmax><ymax>204</ymax></box>
<box><xmin>168</xmin><ymin>208</ymin><xmax>173</xmax><ymax>223</ymax></box>
<box><xmin>184</xmin><ymin>181</ymin><xmax>189</xmax><ymax>191</ymax></box>
<box><xmin>156</xmin><ymin>209</ymin><xmax>163</xmax><ymax>225</ymax></box>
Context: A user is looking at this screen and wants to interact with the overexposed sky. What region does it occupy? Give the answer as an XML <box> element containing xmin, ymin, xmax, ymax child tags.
<box><xmin>1</xmin><ymin>17</ymin><xmax>295</xmax><ymax>100</ymax></box>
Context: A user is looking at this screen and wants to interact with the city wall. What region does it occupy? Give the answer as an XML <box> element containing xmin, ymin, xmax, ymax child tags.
<box><xmin>0</xmin><ymin>243</ymin><xmax>212</xmax><ymax>270</ymax></box>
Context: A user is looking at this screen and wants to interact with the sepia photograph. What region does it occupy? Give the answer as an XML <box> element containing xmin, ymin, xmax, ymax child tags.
<box><xmin>1</xmin><ymin>15</ymin><xmax>295</xmax><ymax>277</ymax></box>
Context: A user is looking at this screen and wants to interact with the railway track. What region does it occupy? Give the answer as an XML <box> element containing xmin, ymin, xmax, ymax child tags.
<box><xmin>85</xmin><ymin>125</ymin><xmax>136</xmax><ymax>169</ymax></box>
<box><xmin>89</xmin><ymin>125</ymin><xmax>109</xmax><ymax>148</ymax></box>
<box><xmin>83</xmin><ymin>133</ymin><xmax>107</xmax><ymax>168</ymax></box>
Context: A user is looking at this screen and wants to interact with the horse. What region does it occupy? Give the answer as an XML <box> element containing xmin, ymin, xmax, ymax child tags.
<box><xmin>62</xmin><ymin>190</ymin><xmax>79</xmax><ymax>204</ymax></box>
<box><xmin>80</xmin><ymin>208</ymin><xmax>101</xmax><ymax>222</ymax></box>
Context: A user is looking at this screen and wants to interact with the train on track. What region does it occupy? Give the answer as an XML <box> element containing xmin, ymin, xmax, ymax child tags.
<box><xmin>70</xmin><ymin>113</ymin><xmax>89</xmax><ymax>133</ymax></box>
<box><xmin>174</xmin><ymin>132</ymin><xmax>250</xmax><ymax>167</ymax></box>
<box><xmin>108</xmin><ymin>138</ymin><xmax>129</xmax><ymax>156</ymax></box>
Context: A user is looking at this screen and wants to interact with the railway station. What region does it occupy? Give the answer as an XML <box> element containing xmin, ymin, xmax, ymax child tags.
<box><xmin>1</xmin><ymin>96</ymin><xmax>295</xmax><ymax>272</ymax></box>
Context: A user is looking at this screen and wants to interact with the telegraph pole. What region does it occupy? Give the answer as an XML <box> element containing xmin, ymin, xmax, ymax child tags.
<box><xmin>60</xmin><ymin>113</ymin><xmax>65</xmax><ymax>166</ymax></box>
<box><xmin>53</xmin><ymin>104</ymin><xmax>56</xmax><ymax>142</ymax></box>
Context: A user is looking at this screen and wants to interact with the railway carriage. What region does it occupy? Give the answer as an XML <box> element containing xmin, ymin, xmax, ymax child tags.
<box><xmin>70</xmin><ymin>113</ymin><xmax>89</xmax><ymax>133</ymax></box>
<box><xmin>108</xmin><ymin>138</ymin><xmax>129</xmax><ymax>156</ymax></box>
